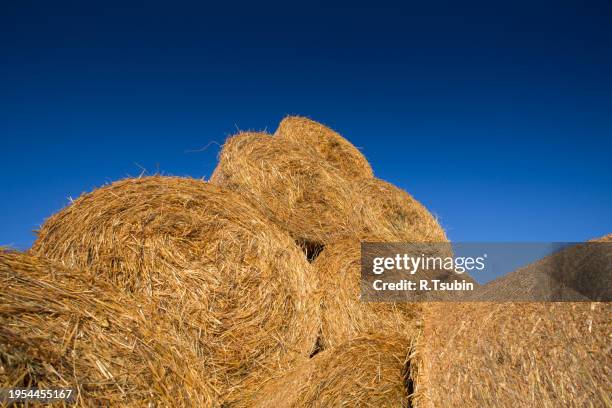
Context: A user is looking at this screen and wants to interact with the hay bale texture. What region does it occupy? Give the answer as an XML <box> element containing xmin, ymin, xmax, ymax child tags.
<box><xmin>30</xmin><ymin>176</ymin><xmax>320</xmax><ymax>399</ymax></box>
<box><xmin>234</xmin><ymin>333</ymin><xmax>414</xmax><ymax>408</ymax></box>
<box><xmin>357</xmin><ymin>178</ymin><xmax>447</xmax><ymax>243</ymax></box>
<box><xmin>209</xmin><ymin>131</ymin><xmax>365</xmax><ymax>245</ymax></box>
<box><xmin>313</xmin><ymin>236</ymin><xmax>479</xmax><ymax>351</ymax></box>
<box><xmin>312</xmin><ymin>239</ymin><xmax>423</xmax><ymax>350</ymax></box>
<box><xmin>414</xmin><ymin>302</ymin><xmax>612</xmax><ymax>408</ymax></box>
<box><xmin>0</xmin><ymin>250</ymin><xmax>217</xmax><ymax>406</ymax></box>
<box><xmin>275</xmin><ymin>116</ymin><xmax>373</xmax><ymax>180</ymax></box>
<box><xmin>465</xmin><ymin>239</ymin><xmax>612</xmax><ymax>302</ymax></box>
<box><xmin>211</xmin><ymin>125</ymin><xmax>447</xmax><ymax>245</ymax></box>
<box><xmin>414</xmin><ymin>235</ymin><xmax>612</xmax><ymax>407</ymax></box>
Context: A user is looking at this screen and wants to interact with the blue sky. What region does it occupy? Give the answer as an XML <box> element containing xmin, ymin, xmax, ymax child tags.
<box><xmin>1</xmin><ymin>1</ymin><xmax>611</xmax><ymax>249</ymax></box>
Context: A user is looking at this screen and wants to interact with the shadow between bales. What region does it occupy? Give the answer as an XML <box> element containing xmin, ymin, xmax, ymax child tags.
<box><xmin>403</xmin><ymin>348</ymin><xmax>415</xmax><ymax>408</ymax></box>
<box><xmin>296</xmin><ymin>240</ymin><xmax>325</xmax><ymax>263</ymax></box>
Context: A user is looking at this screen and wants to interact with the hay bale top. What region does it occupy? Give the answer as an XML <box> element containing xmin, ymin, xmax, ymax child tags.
<box><xmin>312</xmin><ymin>239</ymin><xmax>422</xmax><ymax>349</ymax></box>
<box><xmin>0</xmin><ymin>250</ymin><xmax>217</xmax><ymax>406</ymax></box>
<box><xmin>210</xmin><ymin>132</ymin><xmax>364</xmax><ymax>244</ymax></box>
<box><xmin>236</xmin><ymin>333</ymin><xmax>413</xmax><ymax>408</ymax></box>
<box><xmin>357</xmin><ymin>178</ymin><xmax>448</xmax><ymax>243</ymax></box>
<box><xmin>466</xmin><ymin>237</ymin><xmax>611</xmax><ymax>301</ymax></box>
<box><xmin>31</xmin><ymin>176</ymin><xmax>320</xmax><ymax>397</ymax></box>
<box><xmin>591</xmin><ymin>233</ymin><xmax>612</xmax><ymax>242</ymax></box>
<box><xmin>210</xmin><ymin>132</ymin><xmax>447</xmax><ymax>245</ymax></box>
<box><xmin>275</xmin><ymin>116</ymin><xmax>373</xmax><ymax>180</ymax></box>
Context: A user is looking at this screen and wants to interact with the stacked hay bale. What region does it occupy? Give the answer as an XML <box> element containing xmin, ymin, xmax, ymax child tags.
<box><xmin>10</xmin><ymin>115</ymin><xmax>603</xmax><ymax>406</ymax></box>
<box><xmin>209</xmin><ymin>131</ymin><xmax>365</xmax><ymax>245</ymax></box>
<box><xmin>357</xmin><ymin>178</ymin><xmax>448</xmax><ymax>243</ymax></box>
<box><xmin>413</xmin><ymin>235</ymin><xmax>612</xmax><ymax>407</ymax></box>
<box><xmin>0</xmin><ymin>251</ymin><xmax>217</xmax><ymax>406</ymax></box>
<box><xmin>414</xmin><ymin>302</ymin><xmax>611</xmax><ymax>408</ymax></box>
<box><xmin>210</xmin><ymin>117</ymin><xmax>447</xmax><ymax>246</ymax></box>
<box><xmin>29</xmin><ymin>176</ymin><xmax>320</xmax><ymax>402</ymax></box>
<box><xmin>234</xmin><ymin>333</ymin><xmax>414</xmax><ymax>408</ymax></box>
<box><xmin>312</xmin><ymin>239</ymin><xmax>422</xmax><ymax>350</ymax></box>
<box><xmin>275</xmin><ymin>116</ymin><xmax>373</xmax><ymax>180</ymax></box>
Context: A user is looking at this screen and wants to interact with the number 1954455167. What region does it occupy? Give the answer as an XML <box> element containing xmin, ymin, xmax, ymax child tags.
<box><xmin>0</xmin><ymin>387</ymin><xmax>75</xmax><ymax>403</ymax></box>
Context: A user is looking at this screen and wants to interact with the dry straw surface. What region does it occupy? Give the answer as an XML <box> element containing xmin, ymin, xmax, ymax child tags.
<box><xmin>209</xmin><ymin>131</ymin><xmax>364</xmax><ymax>245</ymax></box>
<box><xmin>210</xmin><ymin>127</ymin><xmax>446</xmax><ymax>246</ymax></box>
<box><xmin>414</xmin><ymin>302</ymin><xmax>612</xmax><ymax>408</ymax></box>
<box><xmin>7</xmin><ymin>117</ymin><xmax>605</xmax><ymax>407</ymax></box>
<box><xmin>275</xmin><ymin>116</ymin><xmax>373</xmax><ymax>180</ymax></box>
<box><xmin>234</xmin><ymin>333</ymin><xmax>414</xmax><ymax>408</ymax></box>
<box><xmin>312</xmin><ymin>239</ymin><xmax>423</xmax><ymax>350</ymax></box>
<box><xmin>30</xmin><ymin>176</ymin><xmax>319</xmax><ymax>400</ymax></box>
<box><xmin>0</xmin><ymin>251</ymin><xmax>217</xmax><ymax>406</ymax></box>
<box><xmin>356</xmin><ymin>178</ymin><xmax>448</xmax><ymax>243</ymax></box>
<box><xmin>414</xmin><ymin>236</ymin><xmax>612</xmax><ymax>407</ymax></box>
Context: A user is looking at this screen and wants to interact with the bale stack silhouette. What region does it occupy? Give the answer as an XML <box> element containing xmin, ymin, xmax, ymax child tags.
<box><xmin>2</xmin><ymin>116</ymin><xmax>608</xmax><ymax>406</ymax></box>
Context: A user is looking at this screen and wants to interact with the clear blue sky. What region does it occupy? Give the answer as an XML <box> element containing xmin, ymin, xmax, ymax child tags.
<box><xmin>1</xmin><ymin>1</ymin><xmax>611</xmax><ymax>249</ymax></box>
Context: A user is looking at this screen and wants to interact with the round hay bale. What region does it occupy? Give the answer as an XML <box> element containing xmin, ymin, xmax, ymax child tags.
<box><xmin>312</xmin><ymin>239</ymin><xmax>422</xmax><ymax>350</ymax></box>
<box><xmin>415</xmin><ymin>302</ymin><xmax>611</xmax><ymax>408</ymax></box>
<box><xmin>30</xmin><ymin>176</ymin><xmax>320</xmax><ymax>398</ymax></box>
<box><xmin>275</xmin><ymin>116</ymin><xmax>373</xmax><ymax>180</ymax></box>
<box><xmin>210</xmin><ymin>133</ymin><xmax>447</xmax><ymax>246</ymax></box>
<box><xmin>235</xmin><ymin>333</ymin><xmax>414</xmax><ymax>407</ymax></box>
<box><xmin>0</xmin><ymin>251</ymin><xmax>217</xmax><ymax>406</ymax></box>
<box><xmin>209</xmin><ymin>132</ymin><xmax>364</xmax><ymax>245</ymax></box>
<box><xmin>357</xmin><ymin>178</ymin><xmax>448</xmax><ymax>243</ymax></box>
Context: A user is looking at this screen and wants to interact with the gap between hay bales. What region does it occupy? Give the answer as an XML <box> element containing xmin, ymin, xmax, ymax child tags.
<box><xmin>309</xmin><ymin>335</ymin><xmax>324</xmax><ymax>358</ymax></box>
<box><xmin>404</xmin><ymin>358</ymin><xmax>415</xmax><ymax>408</ymax></box>
<box><xmin>296</xmin><ymin>239</ymin><xmax>325</xmax><ymax>263</ymax></box>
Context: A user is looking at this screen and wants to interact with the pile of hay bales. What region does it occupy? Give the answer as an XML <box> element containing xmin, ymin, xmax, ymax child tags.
<box><xmin>2</xmin><ymin>116</ymin><xmax>608</xmax><ymax>406</ymax></box>
<box><xmin>413</xmin><ymin>234</ymin><xmax>612</xmax><ymax>408</ymax></box>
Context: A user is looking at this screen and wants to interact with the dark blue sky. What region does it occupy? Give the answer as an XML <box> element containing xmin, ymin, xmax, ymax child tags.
<box><xmin>1</xmin><ymin>1</ymin><xmax>611</xmax><ymax>249</ymax></box>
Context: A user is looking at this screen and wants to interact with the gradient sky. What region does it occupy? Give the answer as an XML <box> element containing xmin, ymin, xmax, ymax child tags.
<box><xmin>1</xmin><ymin>1</ymin><xmax>611</xmax><ymax>249</ymax></box>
